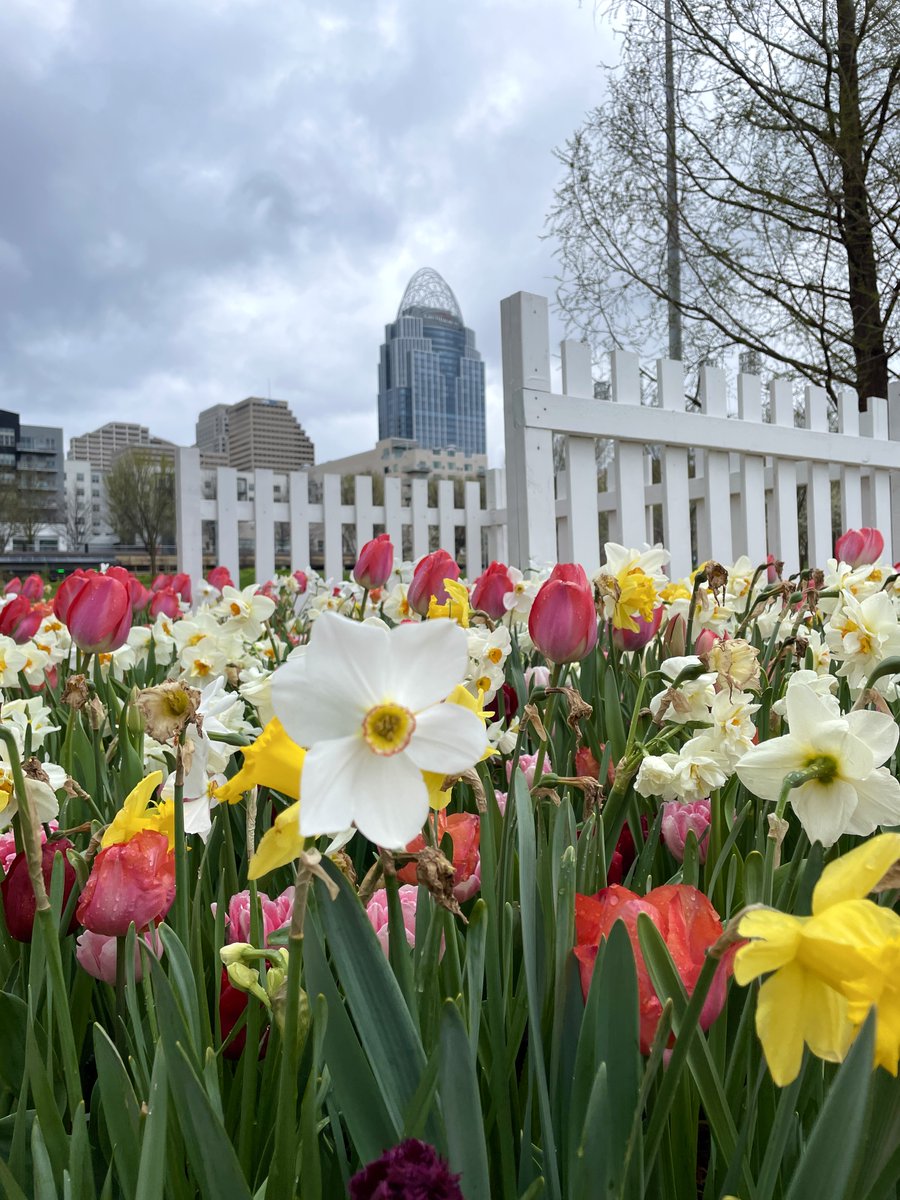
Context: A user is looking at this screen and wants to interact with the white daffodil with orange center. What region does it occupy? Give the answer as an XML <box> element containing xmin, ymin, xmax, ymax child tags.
<box><xmin>824</xmin><ymin>591</ymin><xmax>900</xmax><ymax>691</ymax></box>
<box><xmin>736</xmin><ymin>680</ymin><xmax>900</xmax><ymax>846</ymax></box>
<box><xmin>270</xmin><ymin>611</ymin><xmax>489</xmax><ymax>846</ymax></box>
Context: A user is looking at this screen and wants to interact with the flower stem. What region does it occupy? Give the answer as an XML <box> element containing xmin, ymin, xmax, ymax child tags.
<box><xmin>115</xmin><ymin>933</ymin><xmax>128</xmax><ymax>1057</ymax></box>
<box><xmin>762</xmin><ymin>766</ymin><xmax>823</xmax><ymax>903</ymax></box>
<box><xmin>173</xmin><ymin>734</ymin><xmax>190</xmax><ymax>945</ymax></box>
<box><xmin>532</xmin><ymin>662</ymin><xmax>562</xmax><ymax>782</ymax></box>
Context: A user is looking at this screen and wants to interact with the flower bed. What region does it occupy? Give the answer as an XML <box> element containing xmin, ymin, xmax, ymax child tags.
<box><xmin>0</xmin><ymin>534</ymin><xmax>899</xmax><ymax>1199</ymax></box>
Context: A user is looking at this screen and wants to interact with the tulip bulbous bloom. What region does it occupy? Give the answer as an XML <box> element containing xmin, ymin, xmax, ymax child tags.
<box><xmin>353</xmin><ymin>533</ymin><xmax>394</xmax><ymax>590</ymax></box>
<box><xmin>471</xmin><ymin>561</ymin><xmax>515</xmax><ymax>619</ymax></box>
<box><xmin>0</xmin><ymin>595</ymin><xmax>36</xmax><ymax>643</ymax></box>
<box><xmin>76</xmin><ymin>830</ymin><xmax>175</xmax><ymax>936</ymax></box>
<box><xmin>58</xmin><ymin>573</ymin><xmax>133</xmax><ymax>654</ymax></box>
<box><xmin>835</xmin><ymin>526</ymin><xmax>884</xmax><ymax>568</ymax></box>
<box><xmin>611</xmin><ymin>603</ymin><xmax>664</xmax><ymax>651</ymax></box>
<box><xmin>407</xmin><ymin>549</ymin><xmax>460</xmax><ymax>616</ymax></box>
<box><xmin>149</xmin><ymin>588</ymin><xmax>181</xmax><ymax>620</ymax></box>
<box><xmin>528</xmin><ymin>563</ymin><xmax>598</xmax><ymax>663</ymax></box>
<box><xmin>76</xmin><ymin>927</ymin><xmax>164</xmax><ymax>985</ymax></box>
<box><xmin>20</xmin><ymin>574</ymin><xmax>44</xmax><ymax>602</ymax></box>
<box><xmin>207</xmin><ymin>565</ymin><xmax>234</xmax><ymax>592</ymax></box>
<box><xmin>1</xmin><ymin>838</ymin><xmax>77</xmax><ymax>942</ymax></box>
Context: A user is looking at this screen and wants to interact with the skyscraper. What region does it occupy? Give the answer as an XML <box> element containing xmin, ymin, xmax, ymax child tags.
<box><xmin>378</xmin><ymin>268</ymin><xmax>486</xmax><ymax>456</ymax></box>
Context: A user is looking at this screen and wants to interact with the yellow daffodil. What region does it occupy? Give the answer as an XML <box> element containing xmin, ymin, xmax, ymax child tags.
<box><xmin>427</xmin><ymin>578</ymin><xmax>471</xmax><ymax>627</ymax></box>
<box><xmin>736</xmin><ymin>832</ymin><xmax>900</xmax><ymax>1084</ymax></box>
<box><xmin>248</xmin><ymin>802</ymin><xmax>304</xmax><ymax>879</ymax></box>
<box><xmin>214</xmin><ymin>718</ymin><xmax>306</xmax><ymax>805</ymax></box>
<box><xmin>101</xmin><ymin>771</ymin><xmax>174</xmax><ymax>848</ymax></box>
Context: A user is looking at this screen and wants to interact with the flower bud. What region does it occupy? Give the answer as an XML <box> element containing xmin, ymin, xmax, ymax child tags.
<box><xmin>528</xmin><ymin>564</ymin><xmax>598</xmax><ymax>663</ymax></box>
<box><xmin>471</xmin><ymin>561</ymin><xmax>515</xmax><ymax>620</ymax></box>
<box><xmin>407</xmin><ymin>550</ymin><xmax>460</xmax><ymax>616</ymax></box>
<box><xmin>835</xmin><ymin>526</ymin><xmax>884</xmax><ymax>568</ymax></box>
<box><xmin>1</xmin><ymin>838</ymin><xmax>77</xmax><ymax>942</ymax></box>
<box><xmin>353</xmin><ymin>534</ymin><xmax>395</xmax><ymax>590</ymax></box>
<box><xmin>149</xmin><ymin>588</ymin><xmax>180</xmax><ymax>620</ymax></box>
<box><xmin>60</xmin><ymin>574</ymin><xmax>133</xmax><ymax>654</ymax></box>
<box><xmin>661</xmin><ymin>799</ymin><xmax>711</xmax><ymax>863</ymax></box>
<box><xmin>611</xmin><ymin>604</ymin><xmax>664</xmax><ymax>651</ymax></box>
<box><xmin>220</xmin><ymin>941</ymin><xmax>255</xmax><ymax>965</ymax></box>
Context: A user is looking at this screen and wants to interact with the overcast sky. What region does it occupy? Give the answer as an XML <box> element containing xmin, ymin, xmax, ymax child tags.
<box><xmin>1</xmin><ymin>0</ymin><xmax>615</xmax><ymax>465</ymax></box>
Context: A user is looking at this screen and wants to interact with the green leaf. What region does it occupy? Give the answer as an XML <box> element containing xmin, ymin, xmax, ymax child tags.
<box><xmin>30</xmin><ymin>1119</ymin><xmax>59</xmax><ymax>1200</ymax></box>
<box><xmin>0</xmin><ymin>993</ymin><xmax>30</xmax><ymax>1092</ymax></box>
<box><xmin>439</xmin><ymin>1002</ymin><xmax>491</xmax><ymax>1200</ymax></box>
<box><xmin>93</xmin><ymin>1026</ymin><xmax>142</xmax><ymax>1198</ymax></box>
<box><xmin>135</xmin><ymin>1047</ymin><xmax>168</xmax><ymax>1200</ymax></box>
<box><xmin>68</xmin><ymin>1103</ymin><xmax>96</xmax><ymax>1200</ymax></box>
<box><xmin>155</xmin><ymin>926</ymin><xmax>203</xmax><ymax>1061</ymax></box>
<box><xmin>784</xmin><ymin>1014</ymin><xmax>875</xmax><ymax>1200</ymax></box>
<box><xmin>0</xmin><ymin>1155</ymin><xmax>29</xmax><ymax>1200</ymax></box>
<box><xmin>313</xmin><ymin>862</ymin><xmax>426</xmax><ymax>1134</ymax></box>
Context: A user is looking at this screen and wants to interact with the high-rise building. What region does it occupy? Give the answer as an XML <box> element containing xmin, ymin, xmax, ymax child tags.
<box><xmin>0</xmin><ymin>409</ymin><xmax>65</xmax><ymax>551</ymax></box>
<box><xmin>378</xmin><ymin>268</ymin><xmax>486</xmax><ymax>456</ymax></box>
<box><xmin>198</xmin><ymin>397</ymin><xmax>314</xmax><ymax>472</ymax></box>
<box><xmin>68</xmin><ymin>422</ymin><xmax>173</xmax><ymax>471</ymax></box>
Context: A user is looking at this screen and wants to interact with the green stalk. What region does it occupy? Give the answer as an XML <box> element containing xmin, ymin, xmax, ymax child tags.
<box><xmin>172</xmin><ymin>734</ymin><xmax>190</xmax><ymax>945</ymax></box>
<box><xmin>531</xmin><ymin>662</ymin><xmax>562</xmax><ymax>782</ymax></box>
<box><xmin>115</xmin><ymin>933</ymin><xmax>128</xmax><ymax>1057</ymax></box>
<box><xmin>762</xmin><ymin>765</ymin><xmax>824</xmax><ymax>903</ymax></box>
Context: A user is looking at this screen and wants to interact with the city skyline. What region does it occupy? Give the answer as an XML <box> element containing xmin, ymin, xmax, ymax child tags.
<box><xmin>0</xmin><ymin>2</ymin><xmax>615</xmax><ymax>467</ymax></box>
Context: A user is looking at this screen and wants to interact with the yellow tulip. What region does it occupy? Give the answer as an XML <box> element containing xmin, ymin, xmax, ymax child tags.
<box><xmin>736</xmin><ymin>832</ymin><xmax>900</xmax><ymax>1084</ymax></box>
<box><xmin>215</xmin><ymin>718</ymin><xmax>305</xmax><ymax>805</ymax></box>
<box><xmin>101</xmin><ymin>771</ymin><xmax>174</xmax><ymax>848</ymax></box>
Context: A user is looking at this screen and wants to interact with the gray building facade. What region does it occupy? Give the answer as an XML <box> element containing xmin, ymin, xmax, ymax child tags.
<box><xmin>378</xmin><ymin>268</ymin><xmax>486</xmax><ymax>456</ymax></box>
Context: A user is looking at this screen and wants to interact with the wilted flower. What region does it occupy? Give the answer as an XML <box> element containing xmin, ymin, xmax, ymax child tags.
<box><xmin>136</xmin><ymin>681</ymin><xmax>200</xmax><ymax>743</ymax></box>
<box><xmin>398</xmin><ymin>811</ymin><xmax>481</xmax><ymax>902</ymax></box>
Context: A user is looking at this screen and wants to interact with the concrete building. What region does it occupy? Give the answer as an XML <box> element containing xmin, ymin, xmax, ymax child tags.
<box><xmin>64</xmin><ymin>460</ymin><xmax>117</xmax><ymax>550</ymax></box>
<box><xmin>67</xmin><ymin>421</ymin><xmax>166</xmax><ymax>470</ymax></box>
<box><xmin>312</xmin><ymin>437</ymin><xmax>486</xmax><ymax>484</ymax></box>
<box><xmin>0</xmin><ymin>409</ymin><xmax>65</xmax><ymax>551</ymax></box>
<box><xmin>197</xmin><ymin>397</ymin><xmax>314</xmax><ymax>472</ymax></box>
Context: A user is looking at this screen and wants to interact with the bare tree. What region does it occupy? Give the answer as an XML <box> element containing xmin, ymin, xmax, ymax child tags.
<box><xmin>13</xmin><ymin>470</ymin><xmax>63</xmax><ymax>551</ymax></box>
<box><xmin>549</xmin><ymin>0</ymin><xmax>900</xmax><ymax>407</ymax></box>
<box><xmin>0</xmin><ymin>476</ymin><xmax>20</xmax><ymax>553</ymax></box>
<box><xmin>105</xmin><ymin>451</ymin><xmax>175</xmax><ymax>574</ymax></box>
<box><xmin>57</xmin><ymin>486</ymin><xmax>93</xmax><ymax>552</ymax></box>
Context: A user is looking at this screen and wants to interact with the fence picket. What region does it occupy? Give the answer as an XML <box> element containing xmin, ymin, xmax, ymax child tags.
<box><xmin>804</xmin><ymin>385</ymin><xmax>832</xmax><ymax>567</ymax></box>
<box><xmin>216</xmin><ymin>466</ymin><xmax>240</xmax><ymax>587</ymax></box>
<box><xmin>658</xmin><ymin>359</ymin><xmax>691</xmax><ymax>580</ymax></box>
<box><xmin>438</xmin><ymin>479</ymin><xmax>455</xmax><ymax>555</ymax></box>
<box><xmin>410</xmin><ymin>478</ymin><xmax>429</xmax><ymax>560</ymax></box>
<box><xmin>699</xmin><ymin>366</ymin><xmax>732</xmax><ymax>566</ymax></box>
<box><xmin>465</xmin><ymin>481</ymin><xmax>483</xmax><ymax>577</ymax></box>
<box><xmin>839</xmin><ymin>391</ymin><xmax>863</xmax><ymax>532</ymax></box>
<box><xmin>354</xmin><ymin>475</ymin><xmax>374</xmax><ymax>552</ymax></box>
<box><xmin>289</xmin><ymin>471</ymin><xmax>310</xmax><ymax>574</ymax></box>
<box><xmin>383</xmin><ymin>475</ymin><xmax>403</xmax><ymax>550</ymax></box>
<box><xmin>736</xmin><ymin>375</ymin><xmax>767</xmax><ymax>566</ymax></box>
<box><xmin>890</xmin><ymin>383</ymin><xmax>900</xmax><ymax>557</ymax></box>
<box><xmin>860</xmin><ymin>398</ymin><xmax>892</xmax><ymax>548</ymax></box>
<box><xmin>560</xmin><ymin>340</ymin><xmax>600</xmax><ymax>573</ymax></box>
<box><xmin>770</xmin><ymin>380</ymin><xmax>800</xmax><ymax>571</ymax></box>
<box><xmin>254</xmin><ymin>469</ymin><xmax>276</xmax><ymax>584</ymax></box>
<box><xmin>610</xmin><ymin>350</ymin><xmax>646</xmax><ymax>551</ymax></box>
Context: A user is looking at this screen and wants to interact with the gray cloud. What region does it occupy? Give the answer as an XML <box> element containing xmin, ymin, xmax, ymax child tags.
<box><xmin>0</xmin><ymin>0</ymin><xmax>614</xmax><ymax>464</ymax></box>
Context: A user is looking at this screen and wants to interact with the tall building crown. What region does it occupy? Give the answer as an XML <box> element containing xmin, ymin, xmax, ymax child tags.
<box><xmin>397</xmin><ymin>268</ymin><xmax>464</xmax><ymax>325</ymax></box>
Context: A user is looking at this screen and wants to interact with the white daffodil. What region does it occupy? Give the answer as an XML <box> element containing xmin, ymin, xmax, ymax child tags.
<box><xmin>219</xmin><ymin>584</ymin><xmax>276</xmax><ymax>640</ymax></box>
<box><xmin>649</xmin><ymin>655</ymin><xmax>717</xmax><ymax>725</ymax></box>
<box><xmin>705</xmin><ymin>690</ymin><xmax>759</xmax><ymax>766</ymax></box>
<box><xmin>825</xmin><ymin>591</ymin><xmax>900</xmax><ymax>691</ymax></box>
<box><xmin>0</xmin><ymin>636</ymin><xmax>28</xmax><ymax>687</ymax></box>
<box><xmin>0</xmin><ymin>752</ymin><xmax>64</xmax><ymax>829</ymax></box>
<box><xmin>270</xmin><ymin>610</ymin><xmax>488</xmax><ymax>847</ymax></box>
<box><xmin>635</xmin><ymin>734</ymin><xmax>731</xmax><ymax>804</ymax></box>
<box><xmin>0</xmin><ymin>697</ymin><xmax>60</xmax><ymax>752</ymax></box>
<box><xmin>771</xmin><ymin>669</ymin><xmax>839</xmax><ymax>718</ymax></box>
<box><xmin>736</xmin><ymin>680</ymin><xmax>900</xmax><ymax>846</ymax></box>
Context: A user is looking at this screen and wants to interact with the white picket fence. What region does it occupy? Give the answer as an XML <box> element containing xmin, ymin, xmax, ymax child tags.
<box><xmin>175</xmin><ymin>290</ymin><xmax>900</xmax><ymax>582</ymax></box>
<box><xmin>502</xmin><ymin>292</ymin><xmax>900</xmax><ymax>579</ymax></box>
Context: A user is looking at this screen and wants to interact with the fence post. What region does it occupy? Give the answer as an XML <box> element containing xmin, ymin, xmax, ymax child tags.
<box><xmin>770</xmin><ymin>380</ymin><xmax>799</xmax><ymax>572</ymax></box>
<box><xmin>860</xmin><ymin>398</ymin><xmax>892</xmax><ymax>550</ymax></box>
<box><xmin>559</xmin><ymin>339</ymin><xmax>600</xmax><ymax>573</ymax></box>
<box><xmin>383</xmin><ymin>476</ymin><xmax>403</xmax><ymax>552</ymax></box>
<box><xmin>322</xmin><ymin>474</ymin><xmax>342</xmax><ymax>581</ymax></box>
<box><xmin>610</xmin><ymin>350</ymin><xmax>647</xmax><ymax>550</ymax></box>
<box><xmin>175</xmin><ymin>448</ymin><xmax>203</xmax><ymax>583</ymax></box>
<box><xmin>658</xmin><ymin>359</ymin><xmax>691</xmax><ymax>579</ymax></box>
<box><xmin>839</xmin><ymin>390</ymin><xmax>863</xmax><ymax>532</ymax></box>
<box><xmin>354</xmin><ymin>475</ymin><xmax>375</xmax><ymax>553</ymax></box>
<box><xmin>216</xmin><ymin>466</ymin><xmax>240</xmax><ymax>587</ymax></box>
<box><xmin>289</xmin><ymin>471</ymin><xmax>310</xmax><ymax>571</ymax></box>
<box><xmin>699</xmin><ymin>366</ymin><xmax>732</xmax><ymax>565</ymax></box>
<box><xmin>737</xmin><ymin>374</ymin><xmax>767</xmax><ymax>567</ymax></box>
<box><xmin>501</xmin><ymin>292</ymin><xmax>556</xmax><ymax>569</ymax></box>
<box><xmin>804</xmin><ymin>385</ymin><xmax>832</xmax><ymax>567</ymax></box>
<box><xmin>254</xmin><ymin>469</ymin><xmax>276</xmax><ymax>583</ymax></box>
<box><xmin>889</xmin><ymin>382</ymin><xmax>900</xmax><ymax>562</ymax></box>
<box><xmin>410</xmin><ymin>478</ymin><xmax>429</xmax><ymax>560</ymax></box>
<box><xmin>437</xmin><ymin>478</ymin><xmax>455</xmax><ymax>553</ymax></box>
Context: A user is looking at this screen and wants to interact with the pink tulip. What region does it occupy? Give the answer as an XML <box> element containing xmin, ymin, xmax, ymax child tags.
<box><xmin>0</xmin><ymin>595</ymin><xmax>35</xmax><ymax>643</ymax></box>
<box><xmin>407</xmin><ymin>550</ymin><xmax>460</xmax><ymax>616</ymax></box>
<box><xmin>151</xmin><ymin>573</ymin><xmax>173</xmax><ymax>592</ymax></box>
<box><xmin>76</xmin><ymin>830</ymin><xmax>175</xmax><ymax>936</ymax></box>
<box><xmin>62</xmin><ymin>574</ymin><xmax>132</xmax><ymax>654</ymax></box>
<box><xmin>130</xmin><ymin>580</ymin><xmax>152</xmax><ymax>612</ymax></box>
<box><xmin>693</xmin><ymin>628</ymin><xmax>720</xmax><ymax>657</ymax></box>
<box><xmin>0</xmin><ymin>822</ymin><xmax>59</xmax><ymax>874</ymax></box>
<box><xmin>105</xmin><ymin>566</ymin><xmax>133</xmax><ymax>590</ymax></box>
<box><xmin>3</xmin><ymin>577</ymin><xmax>21</xmax><ymax>595</ymax></box>
<box><xmin>525</xmin><ymin>665</ymin><xmax>551</xmax><ymax>692</ymax></box>
<box><xmin>353</xmin><ymin>534</ymin><xmax>394</xmax><ymax>590</ymax></box>
<box><xmin>207</xmin><ymin>566</ymin><xmax>234</xmax><ymax>592</ymax></box>
<box><xmin>149</xmin><ymin>587</ymin><xmax>181</xmax><ymax>620</ymax></box>
<box><xmin>661</xmin><ymin>799</ymin><xmax>712</xmax><ymax>863</ymax></box>
<box><xmin>506</xmin><ymin>752</ymin><xmax>552</xmax><ymax>789</ymax></box>
<box><xmin>53</xmin><ymin>570</ymin><xmax>88</xmax><ymax>623</ymax></box>
<box><xmin>20</xmin><ymin>574</ymin><xmax>44</xmax><ymax>602</ymax></box>
<box><xmin>528</xmin><ymin>564</ymin><xmax>598</xmax><ymax>663</ymax></box>
<box><xmin>612</xmin><ymin>604</ymin><xmax>664</xmax><ymax>651</ymax></box>
<box><xmin>292</xmin><ymin>569</ymin><xmax>308</xmax><ymax>593</ymax></box>
<box><xmin>171</xmin><ymin>573</ymin><xmax>192</xmax><ymax>604</ymax></box>
<box><xmin>835</xmin><ymin>527</ymin><xmax>885</xmax><ymax>568</ymax></box>
<box><xmin>75</xmin><ymin>927</ymin><xmax>164</xmax><ymax>985</ymax></box>
<box><xmin>366</xmin><ymin>885</ymin><xmax>419</xmax><ymax>958</ymax></box>
<box><xmin>471</xmin><ymin>561</ymin><xmax>515</xmax><ymax>620</ymax></box>
<box><xmin>214</xmin><ymin>887</ymin><xmax>295</xmax><ymax>944</ymax></box>
<box><xmin>765</xmin><ymin>554</ymin><xmax>780</xmax><ymax>584</ymax></box>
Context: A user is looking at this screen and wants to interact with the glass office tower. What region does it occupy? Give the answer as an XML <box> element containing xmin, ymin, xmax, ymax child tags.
<box><xmin>377</xmin><ymin>268</ymin><xmax>486</xmax><ymax>455</ymax></box>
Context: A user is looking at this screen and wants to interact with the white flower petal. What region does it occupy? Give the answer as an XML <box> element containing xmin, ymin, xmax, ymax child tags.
<box><xmin>845</xmin><ymin>710</ymin><xmax>899</xmax><ymax>767</ymax></box>
<box><xmin>784</xmin><ymin>682</ymin><xmax>842</xmax><ymax>744</ymax></box>
<box><xmin>388</xmin><ymin>619</ymin><xmax>469</xmax><ymax>712</ymax></box>
<box><xmin>351</xmin><ymin>753</ymin><xmax>429</xmax><ymax>847</ymax></box>
<box><xmin>790</xmin><ymin>778</ymin><xmax>858</xmax><ymax>848</ymax></box>
<box><xmin>271</xmin><ymin>651</ymin><xmax>364</xmax><ymax>745</ymax></box>
<box><xmin>736</xmin><ymin>736</ymin><xmax>806</xmax><ymax>801</ymax></box>
<box><xmin>306</xmin><ymin>611</ymin><xmax>391</xmax><ymax>709</ymax></box>
<box><xmin>406</xmin><ymin>703</ymin><xmax>488</xmax><ymax>774</ymax></box>
<box><xmin>843</xmin><ymin>767</ymin><xmax>900</xmax><ymax>836</ymax></box>
<box><xmin>297</xmin><ymin>736</ymin><xmax>363</xmax><ymax>836</ymax></box>
<box><xmin>183</xmin><ymin>797</ymin><xmax>214</xmax><ymax>841</ymax></box>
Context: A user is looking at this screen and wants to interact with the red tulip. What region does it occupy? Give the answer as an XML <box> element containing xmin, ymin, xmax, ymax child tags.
<box><xmin>292</xmin><ymin>570</ymin><xmax>308</xmax><ymax>593</ymax></box>
<box><xmin>207</xmin><ymin>565</ymin><xmax>234</xmax><ymax>592</ymax></box>
<box><xmin>130</xmin><ymin>579</ymin><xmax>152</xmax><ymax>612</ymax></box>
<box><xmin>151</xmin><ymin>573</ymin><xmax>173</xmax><ymax>593</ymax></box>
<box><xmin>3</xmin><ymin>577</ymin><xmax>21</xmax><ymax>595</ymax></box>
<box><xmin>612</xmin><ymin>604</ymin><xmax>664</xmax><ymax>651</ymax></box>
<box><xmin>62</xmin><ymin>574</ymin><xmax>132</xmax><ymax>654</ymax></box>
<box><xmin>171</xmin><ymin>573</ymin><xmax>192</xmax><ymax>604</ymax></box>
<box><xmin>354</xmin><ymin>534</ymin><xmax>394</xmax><ymax>590</ymax></box>
<box><xmin>574</xmin><ymin>883</ymin><xmax>733</xmax><ymax>1053</ymax></box>
<box><xmin>12</xmin><ymin>607</ymin><xmax>42</xmax><ymax>644</ymax></box>
<box><xmin>407</xmin><ymin>550</ymin><xmax>460</xmax><ymax>616</ymax></box>
<box><xmin>21</xmin><ymin>574</ymin><xmax>44</xmax><ymax>602</ymax></box>
<box><xmin>76</xmin><ymin>830</ymin><xmax>175</xmax><ymax>936</ymax></box>
<box><xmin>149</xmin><ymin>587</ymin><xmax>181</xmax><ymax>620</ymax></box>
<box><xmin>0</xmin><ymin>594</ymin><xmax>34</xmax><ymax>643</ymax></box>
<box><xmin>835</xmin><ymin>527</ymin><xmax>884</xmax><ymax>568</ymax></box>
<box><xmin>219</xmin><ymin>968</ymin><xmax>268</xmax><ymax>1060</ymax></box>
<box><xmin>397</xmin><ymin>812</ymin><xmax>481</xmax><ymax>901</ymax></box>
<box><xmin>1</xmin><ymin>838</ymin><xmax>77</xmax><ymax>942</ymax></box>
<box><xmin>528</xmin><ymin>564</ymin><xmax>598</xmax><ymax>663</ymax></box>
<box><xmin>471</xmin><ymin>561</ymin><xmax>515</xmax><ymax>620</ymax></box>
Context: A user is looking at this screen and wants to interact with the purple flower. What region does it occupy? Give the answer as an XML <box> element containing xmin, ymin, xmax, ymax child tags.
<box><xmin>349</xmin><ymin>1139</ymin><xmax>463</xmax><ymax>1200</ymax></box>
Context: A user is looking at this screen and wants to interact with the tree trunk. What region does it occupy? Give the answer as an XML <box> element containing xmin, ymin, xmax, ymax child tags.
<box><xmin>836</xmin><ymin>0</ymin><xmax>890</xmax><ymax>408</ymax></box>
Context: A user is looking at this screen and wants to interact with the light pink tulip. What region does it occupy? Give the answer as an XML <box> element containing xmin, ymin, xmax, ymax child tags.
<box><xmin>214</xmin><ymin>887</ymin><xmax>295</xmax><ymax>944</ymax></box>
<box><xmin>661</xmin><ymin>799</ymin><xmax>712</xmax><ymax>863</ymax></box>
<box><xmin>835</xmin><ymin>527</ymin><xmax>884</xmax><ymax>568</ymax></box>
<box><xmin>365</xmin><ymin>885</ymin><xmax>419</xmax><ymax>957</ymax></box>
<box><xmin>506</xmin><ymin>752</ymin><xmax>552</xmax><ymax>789</ymax></box>
<box><xmin>75</xmin><ymin>927</ymin><xmax>164</xmax><ymax>985</ymax></box>
<box><xmin>524</xmin><ymin>665</ymin><xmax>551</xmax><ymax>692</ymax></box>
